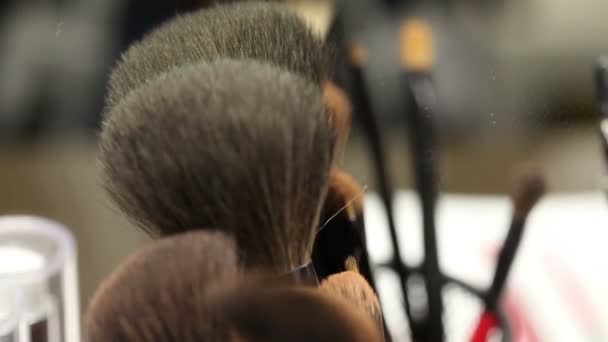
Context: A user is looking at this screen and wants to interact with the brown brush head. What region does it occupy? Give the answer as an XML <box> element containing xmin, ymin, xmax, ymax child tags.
<box><xmin>99</xmin><ymin>60</ymin><xmax>334</xmax><ymax>273</ymax></box>
<box><xmin>105</xmin><ymin>1</ymin><xmax>334</xmax><ymax>112</ymax></box>
<box><xmin>85</xmin><ymin>230</ymin><xmax>239</xmax><ymax>342</ymax></box>
<box><xmin>399</xmin><ymin>19</ymin><xmax>435</xmax><ymax>71</ymax></box>
<box><xmin>215</xmin><ymin>285</ymin><xmax>384</xmax><ymax>342</ymax></box>
<box><xmin>323</xmin><ymin>81</ymin><xmax>352</xmax><ymax>156</ymax></box>
<box><xmin>320</xmin><ymin>264</ymin><xmax>384</xmax><ymax>335</ymax></box>
<box><xmin>511</xmin><ymin>169</ymin><xmax>547</xmax><ymax>218</ymax></box>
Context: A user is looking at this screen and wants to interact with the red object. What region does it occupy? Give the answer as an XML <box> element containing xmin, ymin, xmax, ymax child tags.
<box><xmin>503</xmin><ymin>292</ymin><xmax>540</xmax><ymax>342</ymax></box>
<box><xmin>471</xmin><ymin>311</ymin><xmax>499</xmax><ymax>342</ymax></box>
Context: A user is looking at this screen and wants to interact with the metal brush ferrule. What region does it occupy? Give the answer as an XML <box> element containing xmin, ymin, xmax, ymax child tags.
<box><xmin>282</xmin><ymin>261</ymin><xmax>319</xmax><ymax>287</ymax></box>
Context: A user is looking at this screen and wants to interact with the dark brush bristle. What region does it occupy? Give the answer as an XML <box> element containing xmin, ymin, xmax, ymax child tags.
<box><xmin>512</xmin><ymin>169</ymin><xmax>547</xmax><ymax>218</ymax></box>
<box><xmin>99</xmin><ymin>60</ymin><xmax>334</xmax><ymax>273</ymax></box>
<box><xmin>105</xmin><ymin>1</ymin><xmax>333</xmax><ymax>112</ymax></box>
<box><xmin>215</xmin><ymin>286</ymin><xmax>384</xmax><ymax>342</ymax></box>
<box><xmin>85</xmin><ymin>230</ymin><xmax>239</xmax><ymax>342</ymax></box>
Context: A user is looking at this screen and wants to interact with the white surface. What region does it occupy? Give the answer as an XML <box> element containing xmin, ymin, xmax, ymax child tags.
<box><xmin>365</xmin><ymin>191</ymin><xmax>608</xmax><ymax>342</ymax></box>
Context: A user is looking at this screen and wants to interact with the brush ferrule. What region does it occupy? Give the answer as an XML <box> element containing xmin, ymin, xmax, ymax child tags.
<box><xmin>282</xmin><ymin>261</ymin><xmax>319</xmax><ymax>287</ymax></box>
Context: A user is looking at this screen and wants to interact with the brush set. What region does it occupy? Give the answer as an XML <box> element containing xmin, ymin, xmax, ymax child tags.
<box><xmin>87</xmin><ymin>1</ymin><xmax>552</xmax><ymax>341</ymax></box>
<box><xmin>326</xmin><ymin>1</ymin><xmax>550</xmax><ymax>341</ymax></box>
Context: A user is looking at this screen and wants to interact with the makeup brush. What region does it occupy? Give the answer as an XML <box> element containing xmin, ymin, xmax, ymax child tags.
<box><xmin>216</xmin><ymin>284</ymin><xmax>384</xmax><ymax>342</ymax></box>
<box><xmin>319</xmin><ymin>256</ymin><xmax>384</xmax><ymax>339</ymax></box>
<box><xmin>399</xmin><ymin>19</ymin><xmax>443</xmax><ymax>341</ymax></box>
<box><xmin>471</xmin><ymin>170</ymin><xmax>547</xmax><ymax>342</ymax></box>
<box><xmin>104</xmin><ymin>0</ymin><xmax>372</xmax><ymax>283</ymax></box>
<box><xmin>104</xmin><ymin>1</ymin><xmax>333</xmax><ymax>112</ymax></box>
<box><xmin>106</xmin><ymin>1</ymin><xmax>349</xmax><ymax>158</ymax></box>
<box><xmin>99</xmin><ymin>59</ymin><xmax>334</xmax><ymax>276</ymax></box>
<box><xmin>85</xmin><ymin>230</ymin><xmax>240</xmax><ymax>342</ymax></box>
<box><xmin>107</xmin><ymin>0</ymin><xmax>356</xmax><ymax>193</ymax></box>
<box><xmin>107</xmin><ymin>0</ymin><xmax>375</xmax><ymax>290</ymax></box>
<box><xmin>106</xmin><ymin>0</ymin><xmax>350</xmax><ymax>160</ymax></box>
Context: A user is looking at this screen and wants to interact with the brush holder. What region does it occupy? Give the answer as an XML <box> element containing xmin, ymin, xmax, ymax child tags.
<box><xmin>0</xmin><ymin>216</ymin><xmax>80</xmax><ymax>342</ymax></box>
<box><xmin>0</xmin><ymin>287</ymin><xmax>26</xmax><ymax>342</ymax></box>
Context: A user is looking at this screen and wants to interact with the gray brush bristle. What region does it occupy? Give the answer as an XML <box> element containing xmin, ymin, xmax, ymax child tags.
<box><xmin>99</xmin><ymin>59</ymin><xmax>334</xmax><ymax>273</ymax></box>
<box><xmin>105</xmin><ymin>1</ymin><xmax>333</xmax><ymax>112</ymax></box>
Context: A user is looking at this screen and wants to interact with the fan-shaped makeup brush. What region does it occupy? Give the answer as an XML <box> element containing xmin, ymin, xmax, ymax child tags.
<box><xmin>99</xmin><ymin>60</ymin><xmax>334</xmax><ymax>275</ymax></box>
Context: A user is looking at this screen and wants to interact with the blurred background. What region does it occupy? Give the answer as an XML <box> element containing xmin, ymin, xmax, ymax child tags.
<box><xmin>0</xmin><ymin>0</ymin><xmax>606</xmax><ymax>316</ymax></box>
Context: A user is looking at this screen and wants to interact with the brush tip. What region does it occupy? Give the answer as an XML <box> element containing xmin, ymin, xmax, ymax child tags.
<box><xmin>512</xmin><ymin>169</ymin><xmax>547</xmax><ymax>217</ymax></box>
<box><xmin>399</xmin><ymin>19</ymin><xmax>435</xmax><ymax>71</ymax></box>
<box><xmin>348</xmin><ymin>43</ymin><xmax>368</xmax><ymax>67</ymax></box>
<box><xmin>344</xmin><ymin>256</ymin><xmax>359</xmax><ymax>273</ymax></box>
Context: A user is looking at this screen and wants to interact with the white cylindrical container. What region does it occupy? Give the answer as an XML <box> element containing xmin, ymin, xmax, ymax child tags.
<box><xmin>0</xmin><ymin>287</ymin><xmax>26</xmax><ymax>342</ymax></box>
<box><xmin>0</xmin><ymin>216</ymin><xmax>80</xmax><ymax>342</ymax></box>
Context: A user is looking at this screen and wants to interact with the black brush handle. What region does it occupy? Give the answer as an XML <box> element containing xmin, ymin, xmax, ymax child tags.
<box><xmin>486</xmin><ymin>216</ymin><xmax>526</xmax><ymax>310</ymax></box>
<box><xmin>328</xmin><ymin>10</ymin><xmax>404</xmax><ymax>341</ymax></box>
<box><xmin>404</xmin><ymin>73</ymin><xmax>443</xmax><ymax>341</ymax></box>
<box><xmin>349</xmin><ymin>61</ymin><xmax>421</xmax><ymax>337</ymax></box>
<box><xmin>594</xmin><ymin>57</ymin><xmax>608</xmax><ymax>194</ymax></box>
<box><xmin>595</xmin><ymin>57</ymin><xmax>608</xmax><ymax>117</ymax></box>
<box><xmin>601</xmin><ymin>120</ymin><xmax>608</xmax><ymax>176</ymax></box>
